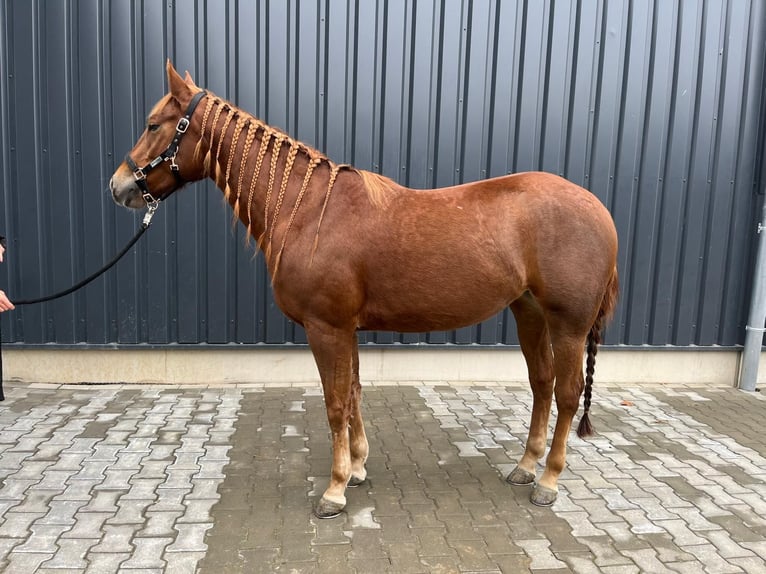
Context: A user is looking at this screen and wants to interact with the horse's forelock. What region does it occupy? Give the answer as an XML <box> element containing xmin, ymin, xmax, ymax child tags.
<box><xmin>148</xmin><ymin>93</ymin><xmax>174</xmax><ymax>120</ymax></box>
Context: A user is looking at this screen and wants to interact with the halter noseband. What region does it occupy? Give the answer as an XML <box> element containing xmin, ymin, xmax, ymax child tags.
<box><xmin>125</xmin><ymin>90</ymin><xmax>207</xmax><ymax>209</ymax></box>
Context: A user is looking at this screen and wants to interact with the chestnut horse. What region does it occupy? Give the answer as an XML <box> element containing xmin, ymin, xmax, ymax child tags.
<box><xmin>110</xmin><ymin>61</ymin><xmax>618</xmax><ymax>517</ymax></box>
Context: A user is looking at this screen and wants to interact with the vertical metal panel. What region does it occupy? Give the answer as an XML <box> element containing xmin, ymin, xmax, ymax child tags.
<box><xmin>0</xmin><ymin>0</ymin><xmax>764</xmax><ymax>348</ymax></box>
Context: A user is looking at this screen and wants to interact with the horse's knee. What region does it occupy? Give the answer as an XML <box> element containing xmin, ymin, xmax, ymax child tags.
<box><xmin>325</xmin><ymin>395</ymin><xmax>351</xmax><ymax>429</ymax></box>
<box><xmin>530</xmin><ymin>373</ymin><xmax>554</xmax><ymax>400</ymax></box>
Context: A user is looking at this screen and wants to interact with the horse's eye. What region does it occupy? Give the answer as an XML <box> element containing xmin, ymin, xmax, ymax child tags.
<box><xmin>148</xmin><ymin>123</ymin><xmax>160</xmax><ymax>133</ymax></box>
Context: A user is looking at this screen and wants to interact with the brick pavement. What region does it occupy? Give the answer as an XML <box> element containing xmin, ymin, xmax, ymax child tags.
<box><xmin>0</xmin><ymin>380</ymin><xmax>763</xmax><ymax>573</ymax></box>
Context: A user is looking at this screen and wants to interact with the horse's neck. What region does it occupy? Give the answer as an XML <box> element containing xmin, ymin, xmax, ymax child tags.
<box><xmin>199</xmin><ymin>99</ymin><xmax>284</xmax><ymax>238</ymax></box>
<box><xmin>198</xmin><ymin>96</ymin><xmax>335</xmax><ymax>269</ymax></box>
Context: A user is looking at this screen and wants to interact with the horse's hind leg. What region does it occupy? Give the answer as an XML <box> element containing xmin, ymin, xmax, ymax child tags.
<box><xmin>305</xmin><ymin>322</ymin><xmax>356</xmax><ymax>518</ymax></box>
<box><xmin>348</xmin><ymin>337</ymin><xmax>369</xmax><ymax>486</ymax></box>
<box><xmin>507</xmin><ymin>294</ymin><xmax>554</xmax><ymax>486</ymax></box>
<box><xmin>530</xmin><ymin>327</ymin><xmax>588</xmax><ymax>506</ymax></box>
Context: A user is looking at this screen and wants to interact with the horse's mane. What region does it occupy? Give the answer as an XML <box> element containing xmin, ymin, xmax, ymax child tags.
<box><xmin>357</xmin><ymin>170</ymin><xmax>394</xmax><ymax>209</ymax></box>
<box><xmin>191</xmin><ymin>91</ymin><xmax>392</xmax><ymax>210</ymax></box>
<box><xmin>189</xmin><ymin>90</ymin><xmax>392</xmax><ymax>274</ymax></box>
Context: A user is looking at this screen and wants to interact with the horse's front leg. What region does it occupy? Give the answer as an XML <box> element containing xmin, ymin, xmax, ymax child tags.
<box><xmin>347</xmin><ymin>337</ymin><xmax>369</xmax><ymax>487</ymax></box>
<box><xmin>306</xmin><ymin>322</ymin><xmax>357</xmax><ymax>518</ymax></box>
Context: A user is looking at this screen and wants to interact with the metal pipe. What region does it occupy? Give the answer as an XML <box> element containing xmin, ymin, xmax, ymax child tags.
<box><xmin>739</xmin><ymin>198</ymin><xmax>766</xmax><ymax>391</ymax></box>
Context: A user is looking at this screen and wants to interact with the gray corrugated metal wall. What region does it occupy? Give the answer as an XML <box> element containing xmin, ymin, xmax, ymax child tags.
<box><xmin>0</xmin><ymin>0</ymin><xmax>764</xmax><ymax>348</ymax></box>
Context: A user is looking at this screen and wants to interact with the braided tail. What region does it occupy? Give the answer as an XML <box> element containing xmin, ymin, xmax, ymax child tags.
<box><xmin>576</xmin><ymin>267</ymin><xmax>619</xmax><ymax>439</ymax></box>
<box><xmin>577</xmin><ymin>327</ymin><xmax>600</xmax><ymax>438</ymax></box>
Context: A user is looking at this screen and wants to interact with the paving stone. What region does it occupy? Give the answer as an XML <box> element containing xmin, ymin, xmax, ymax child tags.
<box><xmin>122</xmin><ymin>478</ymin><xmax>163</xmax><ymax>501</ymax></box>
<box><xmin>708</xmin><ymin>514</ymin><xmax>766</xmax><ymax>543</ymax></box>
<box><xmin>119</xmin><ymin>537</ymin><xmax>173</xmax><ymax>570</ymax></box>
<box><xmin>280</xmin><ymin>531</ymin><xmax>315</xmax><ymax>562</ymax></box>
<box><xmin>680</xmin><ymin>543</ymin><xmax>744</xmax><ymax>573</ymax></box>
<box><xmin>61</xmin><ymin>512</ymin><xmax>112</xmax><ymax>540</ymax></box>
<box><xmin>621</xmin><ymin>547</ymin><xmax>677</xmax><ymax>573</ymax></box>
<box><xmin>185</xmin><ymin>478</ymin><xmax>223</xmax><ymax>499</ymax></box>
<box><xmin>616</xmin><ymin>509</ymin><xmax>666</xmax><ymax>535</ymax></box>
<box><xmin>87</xmin><ymin>444</ymin><xmax>121</xmax><ymax>463</ymax></box>
<box><xmin>418</xmin><ymin>556</ymin><xmax>464</xmax><ymax>573</ymax></box>
<box><xmin>39</xmin><ymin>538</ymin><xmax>96</xmax><ymax>569</ymax></box>
<box><xmin>54</xmin><ymin>479</ymin><xmax>103</xmax><ymax>502</ymax></box>
<box><xmin>163</xmin><ymin>551</ymin><xmax>207</xmax><ymax>574</ymax></box>
<box><xmin>0</xmin><ymin>538</ymin><xmax>24</xmax><ymax>566</ymax></box>
<box><xmin>515</xmin><ymin>538</ymin><xmax>568</xmax><ymax>570</ymax></box>
<box><xmin>7</xmin><ymin>490</ymin><xmax>57</xmax><ymax>514</ymax></box>
<box><xmin>576</xmin><ymin>536</ymin><xmax>635</xmax><ymax>567</ymax></box>
<box><xmin>638</xmin><ymin>533</ymin><xmax>697</xmax><ymax>563</ymax></box>
<box><xmin>0</xmin><ymin>511</ymin><xmax>46</xmax><ymax>537</ymax></box>
<box><xmin>71</xmin><ymin>461</ymin><xmax>110</xmax><ymax>482</ymax></box>
<box><xmin>1</xmin><ymin>382</ymin><xmax>765</xmax><ymax>573</ymax></box>
<box><xmin>95</xmin><ymin>469</ymin><xmax>135</xmax><ymax>491</ymax></box>
<box><xmin>176</xmin><ymin>498</ymin><xmax>217</xmax><ymax>523</ymax></box>
<box><xmin>105</xmin><ymin>497</ymin><xmax>152</xmax><ymax>525</ymax></box>
<box><xmin>2</xmin><ymin>551</ymin><xmax>55</xmax><ymax>573</ymax></box>
<box><xmin>0</xmin><ymin>478</ymin><xmax>40</xmax><ymax>500</ymax></box>
<box><xmin>491</xmin><ymin>553</ymin><xmax>533</xmax><ymax>572</ymax></box>
<box><xmin>78</xmin><ymin>490</ymin><xmax>121</xmax><ymax>514</ymax></box>
<box><xmin>89</xmin><ymin>524</ymin><xmax>139</xmax><ymax>554</ymax></box>
<box><xmin>450</xmin><ymin>538</ymin><xmax>498</xmax><ymax>570</ymax></box>
<box><xmin>13</xmin><ymin>523</ymin><xmax>66</xmax><ymax>553</ymax></box>
<box><xmin>37</xmin><ymin>500</ymin><xmax>88</xmax><ymax>527</ymax></box>
<box><xmin>728</xmin><ymin>556</ymin><xmax>766</xmax><ymax>573</ymax></box>
<box><xmin>655</xmin><ymin>519</ymin><xmax>708</xmax><ymax>546</ymax></box>
<box><xmin>664</xmin><ymin>561</ymin><xmax>709</xmax><ymax>574</ymax></box>
<box><xmin>136</xmin><ymin>510</ymin><xmax>184</xmax><ymax>538</ymax></box>
<box><xmin>164</xmin><ymin>522</ymin><xmax>211</xmax><ymax>554</ymax></box>
<box><xmin>740</xmin><ymin>540</ymin><xmax>766</xmax><ymax>561</ymax></box>
<box><xmin>381</xmin><ymin>541</ymin><xmax>428</xmax><ymax>573</ymax></box>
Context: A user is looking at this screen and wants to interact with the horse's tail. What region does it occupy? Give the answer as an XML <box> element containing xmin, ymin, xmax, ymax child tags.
<box><xmin>576</xmin><ymin>266</ymin><xmax>619</xmax><ymax>438</ymax></box>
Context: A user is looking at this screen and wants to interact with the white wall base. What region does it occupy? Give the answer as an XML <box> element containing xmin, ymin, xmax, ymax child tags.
<box><xmin>1</xmin><ymin>347</ymin><xmax>752</xmax><ymax>387</ymax></box>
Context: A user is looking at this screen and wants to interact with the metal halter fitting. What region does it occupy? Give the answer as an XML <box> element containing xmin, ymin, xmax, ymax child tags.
<box><xmin>125</xmin><ymin>90</ymin><xmax>207</xmax><ymax>225</ymax></box>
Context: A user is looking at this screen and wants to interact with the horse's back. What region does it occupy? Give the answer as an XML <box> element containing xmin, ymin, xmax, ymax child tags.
<box><xmin>332</xmin><ymin>171</ymin><xmax>617</xmax><ymax>332</ymax></box>
<box><xmin>435</xmin><ymin>171</ymin><xmax>617</xmax><ymax>266</ymax></box>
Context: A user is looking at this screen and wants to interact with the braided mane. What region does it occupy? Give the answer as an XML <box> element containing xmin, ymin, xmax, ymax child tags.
<box><xmin>190</xmin><ymin>91</ymin><xmax>365</xmax><ymax>276</ymax></box>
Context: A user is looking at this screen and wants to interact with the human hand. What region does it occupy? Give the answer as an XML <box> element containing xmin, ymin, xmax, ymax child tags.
<box><xmin>0</xmin><ymin>290</ymin><xmax>14</xmax><ymax>312</ymax></box>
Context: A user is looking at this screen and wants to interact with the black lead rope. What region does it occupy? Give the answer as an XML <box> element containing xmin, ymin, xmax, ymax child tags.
<box><xmin>14</xmin><ymin>224</ymin><xmax>150</xmax><ymax>305</ymax></box>
<box><xmin>0</xmin><ymin>208</ymin><xmax>157</xmax><ymax>401</ymax></box>
<box><xmin>0</xmin><ymin>90</ymin><xmax>206</xmax><ymax>402</ymax></box>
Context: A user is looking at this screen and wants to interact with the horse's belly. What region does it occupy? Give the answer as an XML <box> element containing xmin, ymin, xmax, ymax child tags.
<box><xmin>358</xmin><ymin>288</ymin><xmax>513</xmax><ymax>333</ymax></box>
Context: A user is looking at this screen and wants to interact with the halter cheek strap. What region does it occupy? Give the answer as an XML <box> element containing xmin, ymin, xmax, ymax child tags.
<box><xmin>125</xmin><ymin>90</ymin><xmax>207</xmax><ymax>207</ymax></box>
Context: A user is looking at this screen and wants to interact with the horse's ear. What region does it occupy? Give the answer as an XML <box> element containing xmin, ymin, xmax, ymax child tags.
<box><xmin>166</xmin><ymin>59</ymin><xmax>192</xmax><ymax>104</ymax></box>
<box><xmin>183</xmin><ymin>70</ymin><xmax>199</xmax><ymax>89</ymax></box>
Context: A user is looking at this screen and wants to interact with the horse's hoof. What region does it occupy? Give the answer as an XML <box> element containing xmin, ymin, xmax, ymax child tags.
<box><xmin>347</xmin><ymin>475</ymin><xmax>366</xmax><ymax>488</ymax></box>
<box><xmin>506</xmin><ymin>466</ymin><xmax>535</xmax><ymax>485</ymax></box>
<box><xmin>313</xmin><ymin>496</ymin><xmax>345</xmax><ymax>519</ymax></box>
<box><xmin>530</xmin><ymin>484</ymin><xmax>558</xmax><ymax>507</ymax></box>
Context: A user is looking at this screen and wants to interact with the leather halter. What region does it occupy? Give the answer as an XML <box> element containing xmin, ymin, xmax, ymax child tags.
<box><xmin>125</xmin><ymin>90</ymin><xmax>207</xmax><ymax>208</ymax></box>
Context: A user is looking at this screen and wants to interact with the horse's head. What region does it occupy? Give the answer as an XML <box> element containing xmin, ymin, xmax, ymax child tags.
<box><xmin>110</xmin><ymin>60</ymin><xmax>207</xmax><ymax>209</ymax></box>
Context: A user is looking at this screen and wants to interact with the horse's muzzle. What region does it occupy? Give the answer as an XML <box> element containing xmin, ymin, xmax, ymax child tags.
<box><xmin>109</xmin><ymin>173</ymin><xmax>145</xmax><ymax>209</ymax></box>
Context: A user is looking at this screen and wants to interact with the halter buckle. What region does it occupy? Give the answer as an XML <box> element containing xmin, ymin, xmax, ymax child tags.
<box><xmin>176</xmin><ymin>117</ymin><xmax>190</xmax><ymax>133</ymax></box>
<box><xmin>142</xmin><ymin>190</ymin><xmax>159</xmax><ymax>208</ymax></box>
<box><xmin>133</xmin><ymin>167</ymin><xmax>147</xmax><ymax>181</ymax></box>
